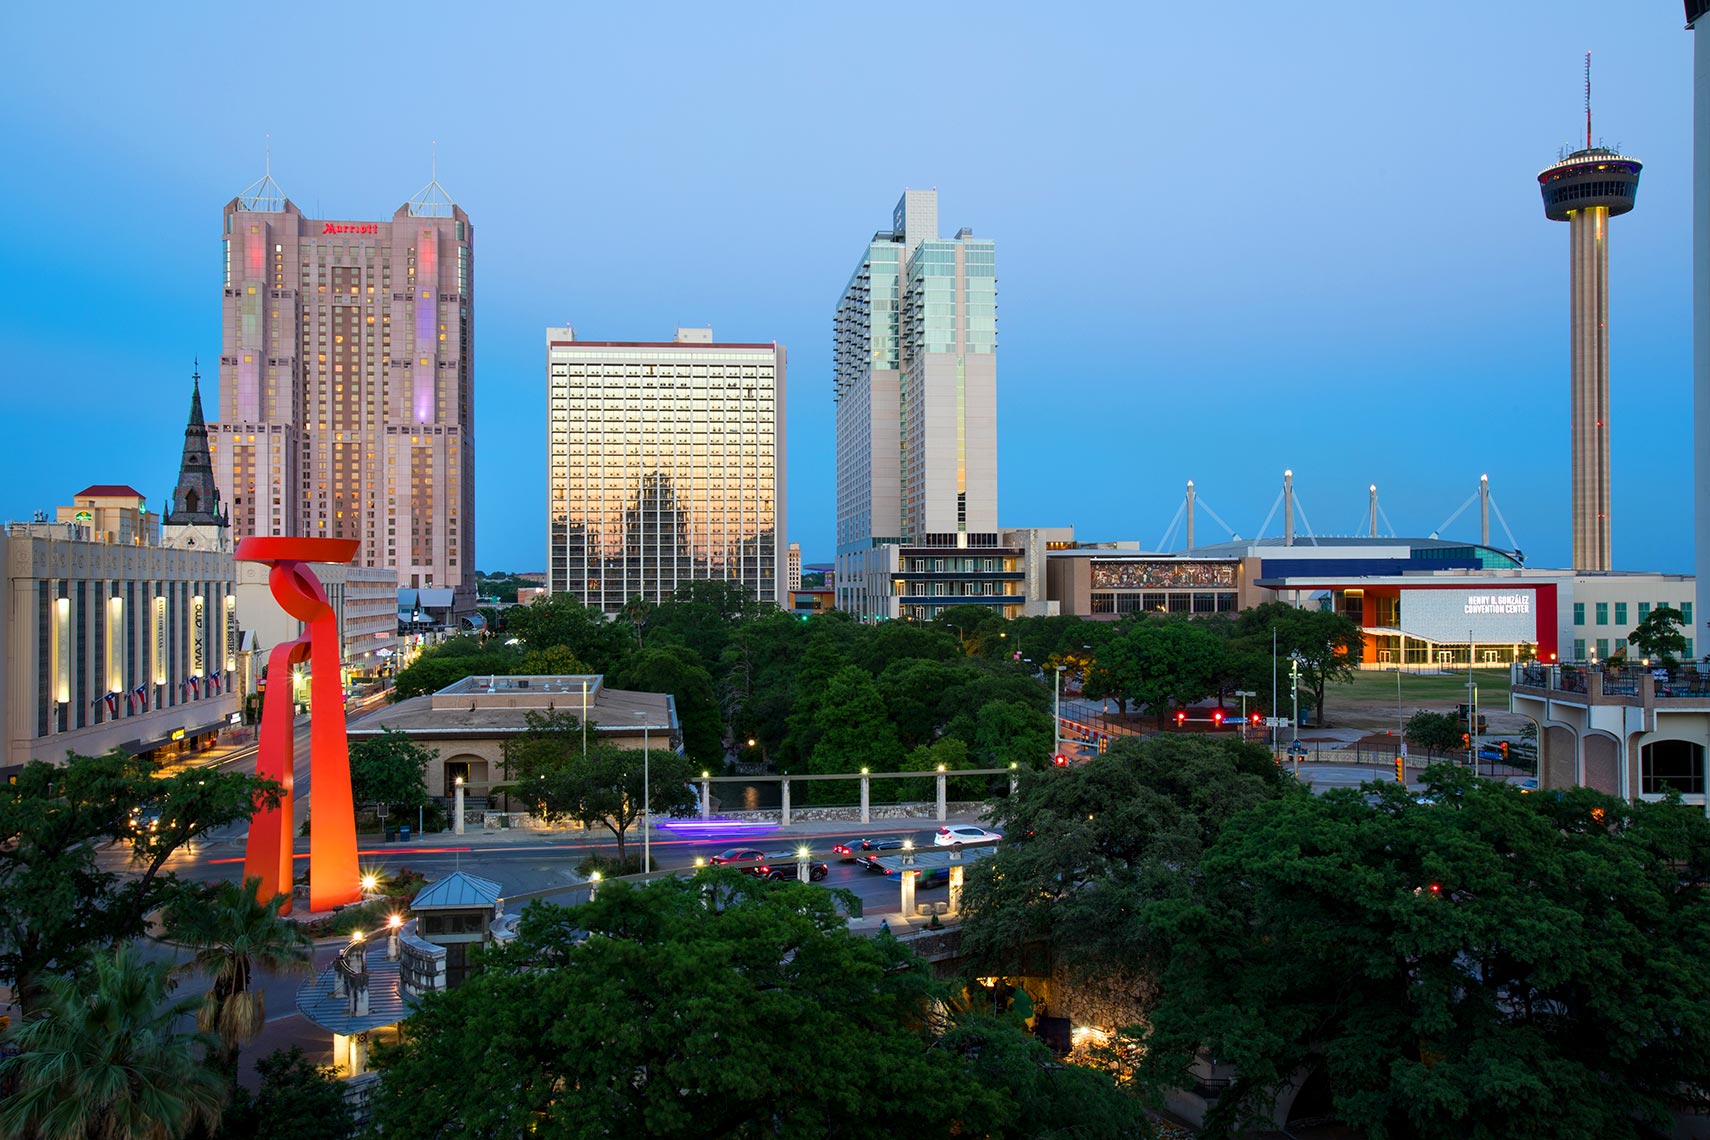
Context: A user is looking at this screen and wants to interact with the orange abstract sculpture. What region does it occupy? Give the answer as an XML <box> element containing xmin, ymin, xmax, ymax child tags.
<box><xmin>238</xmin><ymin>538</ymin><xmax>361</xmax><ymax>914</ymax></box>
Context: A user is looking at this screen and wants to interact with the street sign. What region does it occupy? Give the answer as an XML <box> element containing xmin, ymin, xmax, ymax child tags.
<box><xmin>1264</xmin><ymin>716</ymin><xmax>1291</xmax><ymax>728</ymax></box>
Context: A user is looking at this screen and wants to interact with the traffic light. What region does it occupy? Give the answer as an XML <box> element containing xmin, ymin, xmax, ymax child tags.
<box><xmin>1461</xmin><ymin>733</ymin><xmax>1471</xmax><ymax>747</ymax></box>
<box><xmin>1212</xmin><ymin>709</ymin><xmax>1225</xmax><ymax>727</ymax></box>
<box><xmin>1175</xmin><ymin>710</ymin><xmax>1186</xmax><ymax>727</ymax></box>
<box><xmin>1250</xmin><ymin>712</ymin><xmax>1262</xmax><ymax>726</ymax></box>
<box><xmin>1499</xmin><ymin>741</ymin><xmax>1509</xmax><ymax>759</ymax></box>
<box><xmin>1052</xmin><ymin>754</ymin><xmax>1068</xmax><ymax>767</ymax></box>
<box><xmin>1395</xmin><ymin>757</ymin><xmax>1405</xmax><ymax>783</ymax></box>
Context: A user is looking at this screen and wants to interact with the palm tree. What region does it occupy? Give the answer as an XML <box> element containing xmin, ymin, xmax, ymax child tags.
<box><xmin>163</xmin><ymin>876</ymin><xmax>313</xmax><ymax>1074</ymax></box>
<box><xmin>0</xmin><ymin>943</ymin><xmax>228</xmax><ymax>1140</ymax></box>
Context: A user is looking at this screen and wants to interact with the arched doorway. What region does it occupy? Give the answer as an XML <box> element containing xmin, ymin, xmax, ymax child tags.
<box><xmin>1641</xmin><ymin>740</ymin><xmax>1706</xmax><ymax>796</ymax></box>
<box><xmin>439</xmin><ymin>753</ymin><xmax>491</xmax><ymax>798</ymax></box>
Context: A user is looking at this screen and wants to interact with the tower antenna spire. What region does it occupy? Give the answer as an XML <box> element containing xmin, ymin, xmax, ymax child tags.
<box><xmin>1585</xmin><ymin>51</ymin><xmax>1592</xmax><ymax>150</ymax></box>
<box><xmin>265</xmin><ymin>131</ymin><xmax>271</xmax><ymax>176</ymax></box>
<box><xmin>432</xmin><ymin>139</ymin><xmax>437</xmax><ymax>183</ymax></box>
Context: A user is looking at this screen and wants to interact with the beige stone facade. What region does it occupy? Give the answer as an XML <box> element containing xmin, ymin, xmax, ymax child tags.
<box><xmin>1</xmin><ymin>523</ymin><xmax>240</xmax><ymax>768</ymax></box>
<box><xmin>346</xmin><ymin>674</ymin><xmax>677</xmax><ymax>799</ymax></box>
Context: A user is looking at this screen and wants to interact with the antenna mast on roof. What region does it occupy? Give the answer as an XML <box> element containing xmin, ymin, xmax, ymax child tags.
<box><xmin>1585</xmin><ymin>51</ymin><xmax>1593</xmax><ymax>150</ymax></box>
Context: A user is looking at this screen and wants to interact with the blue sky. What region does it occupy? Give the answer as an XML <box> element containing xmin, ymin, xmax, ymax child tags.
<box><xmin>0</xmin><ymin>3</ymin><xmax>1696</xmax><ymax>574</ymax></box>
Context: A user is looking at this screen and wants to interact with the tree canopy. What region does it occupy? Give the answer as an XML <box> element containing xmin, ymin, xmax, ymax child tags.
<box><xmin>500</xmin><ymin>710</ymin><xmax>693</xmax><ymax>865</ymax></box>
<box><xmin>347</xmin><ymin>725</ymin><xmax>435</xmax><ymax>811</ymax></box>
<box><xmin>366</xmin><ymin>873</ymin><xmax>1140</xmax><ymax>1139</ymax></box>
<box><xmin>1628</xmin><ymin>605</ymin><xmax>1688</xmax><ymax>666</ymax></box>
<box><xmin>1137</xmin><ymin>766</ymin><xmax>1710</xmax><ymax>1139</ymax></box>
<box><xmin>958</xmin><ymin>734</ymin><xmax>1291</xmax><ymax>991</ymax></box>
<box><xmin>0</xmin><ymin>750</ymin><xmax>278</xmax><ymax>1006</ymax></box>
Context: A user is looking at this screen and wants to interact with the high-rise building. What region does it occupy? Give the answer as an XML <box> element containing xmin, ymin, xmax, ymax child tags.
<box><xmin>1691</xmin><ymin>1</ymin><xmax>1710</xmax><ymax>658</ymax></box>
<box><xmin>207</xmin><ymin>165</ymin><xmax>475</xmax><ymax>612</ymax></box>
<box><xmin>833</xmin><ymin>190</ymin><xmax>1018</xmax><ymax>621</ymax></box>
<box><xmin>1537</xmin><ymin>59</ymin><xmax>1642</xmax><ymax>572</ymax></box>
<box><xmin>546</xmin><ymin>327</ymin><xmax>785</xmax><ymax>612</ymax></box>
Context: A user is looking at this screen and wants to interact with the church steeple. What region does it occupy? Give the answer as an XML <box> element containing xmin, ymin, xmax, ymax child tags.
<box><xmin>162</xmin><ymin>362</ymin><xmax>229</xmax><ymax>551</ymax></box>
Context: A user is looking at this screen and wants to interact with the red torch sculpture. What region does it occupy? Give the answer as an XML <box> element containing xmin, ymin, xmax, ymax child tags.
<box><xmin>238</xmin><ymin>537</ymin><xmax>362</xmax><ymax>914</ymax></box>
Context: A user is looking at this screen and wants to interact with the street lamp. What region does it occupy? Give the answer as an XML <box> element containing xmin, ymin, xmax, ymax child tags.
<box><xmin>1288</xmin><ymin>652</ymin><xmax>1303</xmax><ymax>755</ymax></box>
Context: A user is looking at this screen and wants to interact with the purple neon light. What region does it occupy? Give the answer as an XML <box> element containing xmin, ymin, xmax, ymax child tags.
<box><xmin>414</xmin><ymin>229</ymin><xmax>437</xmax><ymax>423</ymax></box>
<box><xmin>657</xmin><ymin>819</ymin><xmax>781</xmax><ymax>838</ymax></box>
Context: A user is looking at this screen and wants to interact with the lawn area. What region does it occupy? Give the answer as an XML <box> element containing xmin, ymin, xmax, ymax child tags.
<box><xmin>1321</xmin><ymin>666</ymin><xmax>1514</xmax><ymax>729</ymax></box>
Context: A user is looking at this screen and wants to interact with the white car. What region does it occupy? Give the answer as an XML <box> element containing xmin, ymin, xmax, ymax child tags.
<box><xmin>933</xmin><ymin>825</ymin><xmax>1002</xmax><ymax>848</ymax></box>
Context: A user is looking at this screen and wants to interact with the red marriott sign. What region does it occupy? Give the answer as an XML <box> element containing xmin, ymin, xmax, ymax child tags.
<box><xmin>322</xmin><ymin>223</ymin><xmax>379</xmax><ymax>235</ymax></box>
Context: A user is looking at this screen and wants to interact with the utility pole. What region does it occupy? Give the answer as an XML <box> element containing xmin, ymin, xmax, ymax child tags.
<box><xmin>1468</xmin><ymin>628</ymin><xmax>1477</xmax><ymax>771</ymax></box>
<box><xmin>1053</xmin><ymin>665</ymin><xmax>1065</xmax><ymax>760</ymax></box>
<box><xmin>1271</xmin><ymin>627</ymin><xmax>1279</xmax><ymax>759</ymax></box>
<box><xmin>642</xmin><ymin>724</ymin><xmax>651</xmax><ymax>873</ymax></box>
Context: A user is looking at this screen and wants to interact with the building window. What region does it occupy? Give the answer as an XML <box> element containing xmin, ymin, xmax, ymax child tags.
<box><xmin>1573</xmin><ymin>602</ymin><xmax>1585</xmax><ymax>626</ymax></box>
<box><xmin>1615</xmin><ymin>602</ymin><xmax>1628</xmax><ymax>627</ymax></box>
<box><xmin>1573</xmin><ymin>638</ymin><xmax>1586</xmax><ymax>660</ymax></box>
<box><xmin>1615</xmin><ymin>638</ymin><xmax>1627</xmax><ymax>654</ymax></box>
<box><xmin>1638</xmin><ymin>602</ymin><xmax>1650</xmax><ymax>622</ymax></box>
<box><xmin>1595</xmin><ymin>638</ymin><xmax>1610</xmax><ymax>659</ymax></box>
<box><xmin>1686</xmin><ymin>638</ymin><xmax>1695</xmax><ymax>659</ymax></box>
<box><xmin>1595</xmin><ymin>602</ymin><xmax>1608</xmax><ymax>626</ymax></box>
<box><xmin>1640</xmin><ymin>740</ymin><xmax>1705</xmax><ymax>796</ymax></box>
<box><xmin>1684</xmin><ymin>602</ymin><xmax>1695</xmax><ymax>625</ymax></box>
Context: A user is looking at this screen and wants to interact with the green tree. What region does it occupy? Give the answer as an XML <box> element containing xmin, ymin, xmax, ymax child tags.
<box><xmin>502</xmin><ymin>712</ymin><xmax>692</xmax><ymax>866</ymax></box>
<box><xmin>366</xmin><ymin>873</ymin><xmax>1136</xmax><ymax>1139</ymax></box>
<box><xmin>502</xmin><ymin>593</ymin><xmax>628</xmax><ymax>672</ymax></box>
<box><xmin>1404</xmin><ymin>709</ymin><xmax>1468</xmax><ymax>758</ymax></box>
<box><xmin>874</xmin><ymin>657</ymin><xmax>980</xmax><ymax>748</ymax></box>
<box><xmin>1628</xmin><ymin>604</ymin><xmax>1688</xmax><ymax>666</ymax></box>
<box><xmin>391</xmin><ymin>635</ymin><xmax>519</xmax><ymax>699</ymax></box>
<box><xmin>934</xmin><ymin>604</ymin><xmax>1006</xmax><ymax>654</ymax></box>
<box><xmin>959</xmin><ymin>734</ymin><xmax>1289</xmax><ymax>991</ymax></box>
<box><xmin>517</xmin><ymin>643</ymin><xmax>593</xmax><ymax>676</ymax></box>
<box><xmin>0</xmin><ymin>751</ymin><xmax>278</xmax><ymax>1008</ymax></box>
<box><xmin>213</xmin><ymin>1046</ymin><xmax>355</xmax><ymax>1140</ymax></box>
<box><xmin>720</xmin><ymin>612</ymin><xmax>814</xmax><ymax>762</ymax></box>
<box><xmin>347</xmin><ymin>725</ymin><xmax>435</xmax><ymax>814</ymax></box>
<box><xmin>1237</xmin><ymin>602</ymin><xmax>1363</xmax><ymax>725</ymax></box>
<box><xmin>163</xmin><ymin>876</ymin><xmax>314</xmax><ymax>1076</ymax></box>
<box><xmin>1129</xmin><ymin>620</ymin><xmax>1225</xmax><ymax>725</ymax></box>
<box><xmin>0</xmin><ymin>943</ymin><xmax>229</xmax><ymax>1140</ymax></box>
<box><xmin>606</xmin><ymin>644</ymin><xmax>722</xmax><ymax>764</ymax></box>
<box><xmin>973</xmin><ymin>699</ymin><xmax>1054</xmax><ymax>769</ymax></box>
<box><xmin>809</xmin><ymin>666</ymin><xmax>904</xmax><ymax>776</ymax></box>
<box><xmin>1138</xmin><ymin>767</ymin><xmax>1710</xmax><ymax>1139</ymax></box>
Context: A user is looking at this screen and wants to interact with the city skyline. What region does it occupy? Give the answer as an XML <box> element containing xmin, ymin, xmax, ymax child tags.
<box><xmin>1</xmin><ymin>5</ymin><xmax>1698</xmax><ymax>575</ymax></box>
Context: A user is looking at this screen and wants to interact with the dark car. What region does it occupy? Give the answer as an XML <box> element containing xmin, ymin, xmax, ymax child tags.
<box><xmin>762</xmin><ymin>852</ymin><xmax>829</xmax><ymax>882</ymax></box>
<box><xmin>708</xmin><ymin>848</ymin><xmax>768</xmax><ymax>875</ymax></box>
<box><xmin>855</xmin><ymin>837</ymin><xmax>908</xmax><ymax>870</ymax></box>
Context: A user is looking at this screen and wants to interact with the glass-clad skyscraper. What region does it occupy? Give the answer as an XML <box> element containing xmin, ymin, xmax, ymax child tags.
<box><xmin>834</xmin><ymin>190</ymin><xmax>1016</xmax><ymax>621</ymax></box>
<box><xmin>546</xmin><ymin>328</ymin><xmax>786</xmax><ymax>612</ymax></box>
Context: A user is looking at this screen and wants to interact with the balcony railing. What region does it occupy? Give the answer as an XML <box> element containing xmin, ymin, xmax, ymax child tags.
<box><xmin>1512</xmin><ymin>661</ymin><xmax>1710</xmax><ymax>700</ymax></box>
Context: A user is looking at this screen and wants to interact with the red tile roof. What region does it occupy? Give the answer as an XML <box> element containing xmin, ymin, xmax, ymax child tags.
<box><xmin>74</xmin><ymin>485</ymin><xmax>147</xmax><ymax>500</ymax></box>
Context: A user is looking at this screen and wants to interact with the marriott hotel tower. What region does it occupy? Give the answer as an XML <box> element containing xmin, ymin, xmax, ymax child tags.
<box><xmin>209</xmin><ymin>168</ymin><xmax>475</xmax><ymax>611</ymax></box>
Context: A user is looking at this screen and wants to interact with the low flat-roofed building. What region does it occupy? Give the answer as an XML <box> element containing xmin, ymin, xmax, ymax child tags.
<box><xmin>346</xmin><ymin>674</ymin><xmax>679</xmax><ymax>798</ymax></box>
